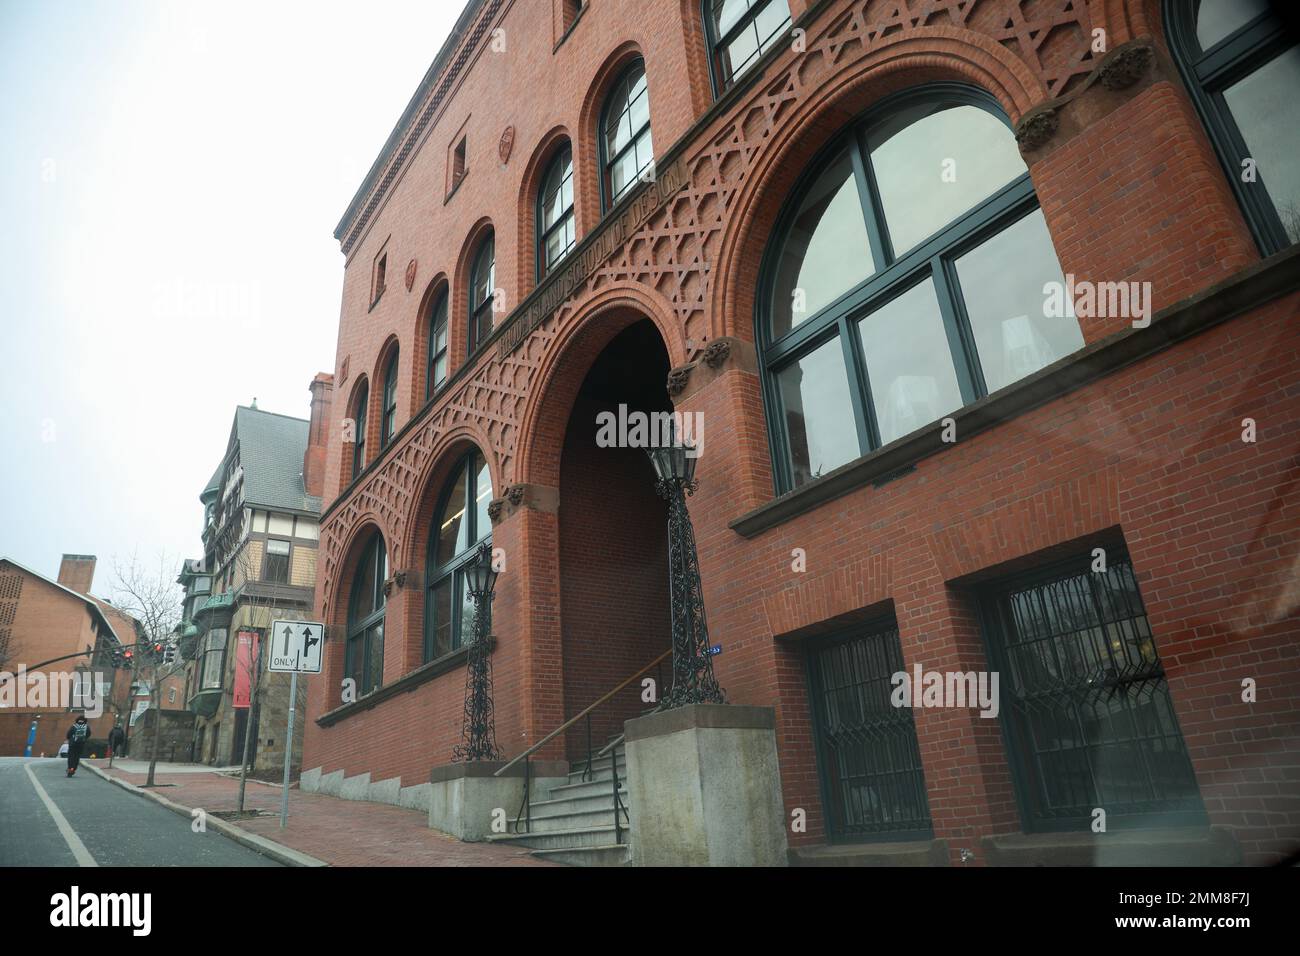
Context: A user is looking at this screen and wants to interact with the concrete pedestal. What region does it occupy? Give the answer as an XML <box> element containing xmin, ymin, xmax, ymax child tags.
<box><xmin>625</xmin><ymin>704</ymin><xmax>788</xmax><ymax>866</ymax></box>
<box><xmin>428</xmin><ymin>760</ymin><xmax>568</xmax><ymax>842</ymax></box>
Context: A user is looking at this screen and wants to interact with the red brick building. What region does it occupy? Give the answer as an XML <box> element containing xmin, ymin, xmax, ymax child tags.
<box><xmin>303</xmin><ymin>0</ymin><xmax>1300</xmax><ymax>865</ymax></box>
<box><xmin>0</xmin><ymin>555</ymin><xmax>135</xmax><ymax>757</ymax></box>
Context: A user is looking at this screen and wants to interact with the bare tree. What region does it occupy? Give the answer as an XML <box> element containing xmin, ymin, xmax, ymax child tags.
<box><xmin>226</xmin><ymin>533</ymin><xmax>294</xmax><ymax>813</ymax></box>
<box><xmin>112</xmin><ymin>552</ymin><xmax>183</xmax><ymax>788</ymax></box>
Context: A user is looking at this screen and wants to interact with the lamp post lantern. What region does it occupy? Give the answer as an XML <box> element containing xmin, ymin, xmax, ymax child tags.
<box><xmin>453</xmin><ymin>541</ymin><xmax>503</xmax><ymax>761</ymax></box>
<box><xmin>648</xmin><ymin>420</ymin><xmax>726</xmax><ymax>709</ymax></box>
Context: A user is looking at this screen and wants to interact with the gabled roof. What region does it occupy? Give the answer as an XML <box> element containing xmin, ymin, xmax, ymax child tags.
<box><xmin>203</xmin><ymin>406</ymin><xmax>321</xmax><ymax>516</ymax></box>
<box><xmin>0</xmin><ymin>556</ymin><xmax>135</xmax><ymax>647</ymax></box>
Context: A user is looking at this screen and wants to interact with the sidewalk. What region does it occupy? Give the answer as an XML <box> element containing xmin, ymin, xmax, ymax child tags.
<box><xmin>87</xmin><ymin>760</ymin><xmax>557</xmax><ymax>867</ymax></box>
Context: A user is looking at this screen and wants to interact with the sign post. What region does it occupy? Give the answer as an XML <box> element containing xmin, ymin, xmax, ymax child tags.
<box><xmin>268</xmin><ymin>620</ymin><xmax>323</xmax><ymax>829</ymax></box>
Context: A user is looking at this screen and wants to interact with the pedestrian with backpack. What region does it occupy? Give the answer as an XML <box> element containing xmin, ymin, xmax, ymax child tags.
<box><xmin>65</xmin><ymin>716</ymin><xmax>90</xmax><ymax>776</ymax></box>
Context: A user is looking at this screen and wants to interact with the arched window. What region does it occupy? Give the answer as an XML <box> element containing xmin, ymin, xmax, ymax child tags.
<box><xmin>425</xmin><ymin>450</ymin><xmax>493</xmax><ymax>662</ymax></box>
<box><xmin>426</xmin><ymin>290</ymin><xmax>448</xmax><ymax>399</ymax></box>
<box><xmin>538</xmin><ymin>145</ymin><xmax>576</xmax><ymax>277</ymax></box>
<box><xmin>346</xmin><ymin>532</ymin><xmax>387</xmax><ymax>696</ymax></box>
<box><xmin>351</xmin><ymin>381</ymin><xmax>368</xmax><ymax>479</ymax></box>
<box><xmin>1166</xmin><ymin>0</ymin><xmax>1299</xmax><ymax>253</ymax></box>
<box><xmin>468</xmin><ymin>233</ymin><xmax>495</xmax><ymax>354</ymax></box>
<box><xmin>601</xmin><ymin>59</ymin><xmax>653</xmax><ymax>209</ymax></box>
<box><xmin>704</xmin><ymin>0</ymin><xmax>791</xmax><ymax>91</ymax></box>
<box><xmin>759</xmin><ymin>86</ymin><xmax>1084</xmax><ymax>492</ymax></box>
<box><xmin>380</xmin><ymin>349</ymin><xmax>399</xmax><ymax>449</ymax></box>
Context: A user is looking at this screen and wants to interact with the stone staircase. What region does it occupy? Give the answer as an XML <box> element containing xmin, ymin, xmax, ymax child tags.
<box><xmin>486</xmin><ymin>738</ymin><xmax>632</xmax><ymax>866</ymax></box>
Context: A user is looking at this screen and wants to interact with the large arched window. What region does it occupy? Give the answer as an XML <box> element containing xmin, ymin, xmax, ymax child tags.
<box><xmin>759</xmin><ymin>86</ymin><xmax>1084</xmax><ymax>492</ymax></box>
<box><xmin>1166</xmin><ymin>0</ymin><xmax>1299</xmax><ymax>253</ymax></box>
<box><xmin>600</xmin><ymin>59</ymin><xmax>653</xmax><ymax>209</ymax></box>
<box><xmin>468</xmin><ymin>233</ymin><xmax>495</xmax><ymax>354</ymax></box>
<box><xmin>351</xmin><ymin>380</ymin><xmax>368</xmax><ymax>479</ymax></box>
<box><xmin>346</xmin><ymin>532</ymin><xmax>387</xmax><ymax>696</ymax></box>
<box><xmin>704</xmin><ymin>0</ymin><xmax>791</xmax><ymax>92</ymax></box>
<box><xmin>380</xmin><ymin>348</ymin><xmax>399</xmax><ymax>449</ymax></box>
<box><xmin>424</xmin><ymin>450</ymin><xmax>493</xmax><ymax>662</ymax></box>
<box><xmin>538</xmin><ymin>145</ymin><xmax>576</xmax><ymax>277</ymax></box>
<box><xmin>426</xmin><ymin>289</ymin><xmax>448</xmax><ymax>399</ymax></box>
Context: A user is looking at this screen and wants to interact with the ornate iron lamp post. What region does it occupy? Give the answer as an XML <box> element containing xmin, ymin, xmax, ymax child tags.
<box><xmin>453</xmin><ymin>541</ymin><xmax>503</xmax><ymax>761</ymax></box>
<box><xmin>647</xmin><ymin>422</ymin><xmax>726</xmax><ymax>709</ymax></box>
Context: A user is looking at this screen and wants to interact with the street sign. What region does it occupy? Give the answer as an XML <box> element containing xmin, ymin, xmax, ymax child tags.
<box><xmin>268</xmin><ymin>620</ymin><xmax>324</xmax><ymax>674</ymax></box>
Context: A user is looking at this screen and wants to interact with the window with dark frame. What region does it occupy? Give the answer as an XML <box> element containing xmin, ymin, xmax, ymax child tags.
<box><xmin>807</xmin><ymin>620</ymin><xmax>934</xmax><ymax>842</ymax></box>
<box><xmin>600</xmin><ymin>59</ymin><xmax>654</xmax><ymax>209</ymax></box>
<box><xmin>426</xmin><ymin>289</ymin><xmax>449</xmax><ymax>399</ymax></box>
<box><xmin>538</xmin><ymin>144</ymin><xmax>576</xmax><ymax>278</ymax></box>
<box><xmin>424</xmin><ymin>450</ymin><xmax>493</xmax><ymax>663</ymax></box>
<box><xmin>381</xmin><ymin>349</ymin><xmax>399</xmax><ymax>448</ymax></box>
<box><xmin>351</xmin><ymin>381</ymin><xmax>368</xmax><ymax>479</ymax></box>
<box><xmin>1165</xmin><ymin>0</ymin><xmax>1300</xmax><ymax>254</ymax></box>
<box><xmin>200</xmin><ymin>628</ymin><xmax>227</xmax><ymax>691</ymax></box>
<box><xmin>453</xmin><ymin>137</ymin><xmax>467</xmax><ymax>190</ymax></box>
<box><xmin>759</xmin><ymin>85</ymin><xmax>1084</xmax><ymax>493</ymax></box>
<box><xmin>263</xmin><ymin>539</ymin><xmax>290</xmax><ymax>584</ymax></box>
<box><xmin>468</xmin><ymin>232</ymin><xmax>495</xmax><ymax>353</ymax></box>
<box><xmin>704</xmin><ymin>0</ymin><xmax>791</xmax><ymax>91</ymax></box>
<box><xmin>372</xmin><ymin>252</ymin><xmax>387</xmax><ymax>305</ymax></box>
<box><xmin>345</xmin><ymin>533</ymin><xmax>387</xmax><ymax>697</ymax></box>
<box><xmin>979</xmin><ymin>552</ymin><xmax>1205</xmax><ymax>831</ymax></box>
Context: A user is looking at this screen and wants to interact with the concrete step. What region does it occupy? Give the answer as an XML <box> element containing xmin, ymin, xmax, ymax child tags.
<box><xmin>566</xmin><ymin>758</ymin><xmax>627</xmax><ymax>785</ymax></box>
<box><xmin>488</xmin><ymin>824</ymin><xmax>628</xmax><ymax>851</ymax></box>
<box><xmin>545</xmin><ymin>777</ymin><xmax>631</xmax><ymax>801</ymax></box>
<box><xmin>510</xmin><ymin>805</ymin><xmax>630</xmax><ymax>834</ymax></box>
<box><xmin>527</xmin><ymin>788</ymin><xmax>628</xmax><ymax>817</ymax></box>
<box><xmin>531</xmin><ymin>844</ymin><xmax>631</xmax><ymax>867</ymax></box>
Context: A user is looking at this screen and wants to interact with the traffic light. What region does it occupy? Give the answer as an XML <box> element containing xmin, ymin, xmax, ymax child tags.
<box><xmin>163</xmin><ymin>641</ymin><xmax>177</xmax><ymax>665</ymax></box>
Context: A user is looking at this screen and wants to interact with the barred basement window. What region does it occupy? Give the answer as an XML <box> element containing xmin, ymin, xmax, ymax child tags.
<box><xmin>758</xmin><ymin>85</ymin><xmax>1084</xmax><ymax>492</ymax></box>
<box><xmin>704</xmin><ymin>0</ymin><xmax>791</xmax><ymax>91</ymax></box>
<box><xmin>807</xmin><ymin>620</ymin><xmax>933</xmax><ymax>842</ymax></box>
<box><xmin>979</xmin><ymin>552</ymin><xmax>1205</xmax><ymax>831</ymax></box>
<box><xmin>1166</xmin><ymin>0</ymin><xmax>1300</xmax><ymax>253</ymax></box>
<box><xmin>425</xmin><ymin>450</ymin><xmax>492</xmax><ymax>662</ymax></box>
<box><xmin>346</xmin><ymin>533</ymin><xmax>387</xmax><ymax>697</ymax></box>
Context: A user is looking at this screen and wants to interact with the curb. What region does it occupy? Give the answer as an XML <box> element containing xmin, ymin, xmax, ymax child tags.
<box><xmin>84</xmin><ymin>762</ymin><xmax>328</xmax><ymax>868</ymax></box>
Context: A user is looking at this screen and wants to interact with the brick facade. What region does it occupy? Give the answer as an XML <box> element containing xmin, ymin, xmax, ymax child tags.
<box><xmin>305</xmin><ymin>0</ymin><xmax>1300</xmax><ymax>864</ymax></box>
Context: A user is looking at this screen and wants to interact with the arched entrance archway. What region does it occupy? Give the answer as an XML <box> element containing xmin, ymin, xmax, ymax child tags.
<box><xmin>558</xmin><ymin>318</ymin><xmax>672</xmax><ymax>761</ymax></box>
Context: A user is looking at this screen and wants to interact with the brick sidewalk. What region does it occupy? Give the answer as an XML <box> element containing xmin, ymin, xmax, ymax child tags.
<box><xmin>88</xmin><ymin>761</ymin><xmax>556</xmax><ymax>867</ymax></box>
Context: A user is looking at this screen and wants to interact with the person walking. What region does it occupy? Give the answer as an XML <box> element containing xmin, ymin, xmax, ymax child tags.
<box><xmin>108</xmin><ymin>722</ymin><xmax>126</xmax><ymax>759</ymax></box>
<box><xmin>65</xmin><ymin>716</ymin><xmax>91</xmax><ymax>776</ymax></box>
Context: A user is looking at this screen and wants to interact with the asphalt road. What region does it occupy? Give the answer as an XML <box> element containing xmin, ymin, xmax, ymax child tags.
<box><xmin>0</xmin><ymin>757</ymin><xmax>282</xmax><ymax>867</ymax></box>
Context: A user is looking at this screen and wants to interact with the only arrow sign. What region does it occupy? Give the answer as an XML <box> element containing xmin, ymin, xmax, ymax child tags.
<box><xmin>282</xmin><ymin>625</ymin><xmax>295</xmax><ymax>658</ymax></box>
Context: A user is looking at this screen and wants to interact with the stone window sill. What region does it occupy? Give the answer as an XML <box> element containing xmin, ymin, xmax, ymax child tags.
<box><xmin>730</xmin><ymin>244</ymin><xmax>1300</xmax><ymax>539</ymax></box>
<box><xmin>314</xmin><ymin>638</ymin><xmax>493</xmax><ymax>727</ymax></box>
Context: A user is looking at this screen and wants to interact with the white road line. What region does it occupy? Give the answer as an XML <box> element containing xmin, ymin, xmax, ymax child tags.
<box><xmin>24</xmin><ymin>762</ymin><xmax>98</xmax><ymax>867</ymax></box>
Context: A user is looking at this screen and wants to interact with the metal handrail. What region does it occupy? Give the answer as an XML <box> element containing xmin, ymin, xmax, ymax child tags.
<box><xmin>497</xmin><ymin>648</ymin><xmax>670</xmax><ymax>838</ymax></box>
<box><xmin>493</xmin><ymin>648</ymin><xmax>670</xmax><ymax>777</ymax></box>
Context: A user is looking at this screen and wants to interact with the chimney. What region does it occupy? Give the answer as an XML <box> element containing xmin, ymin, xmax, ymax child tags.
<box><xmin>57</xmin><ymin>554</ymin><xmax>97</xmax><ymax>594</ymax></box>
<box><xmin>304</xmin><ymin>372</ymin><xmax>334</xmax><ymax>498</ymax></box>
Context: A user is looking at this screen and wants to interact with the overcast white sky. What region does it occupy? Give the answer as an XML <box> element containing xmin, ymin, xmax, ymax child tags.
<box><xmin>0</xmin><ymin>0</ymin><xmax>462</xmax><ymax>589</ymax></box>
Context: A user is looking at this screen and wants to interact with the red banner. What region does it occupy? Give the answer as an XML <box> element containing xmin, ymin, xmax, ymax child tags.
<box><xmin>233</xmin><ymin>630</ymin><xmax>259</xmax><ymax>709</ymax></box>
